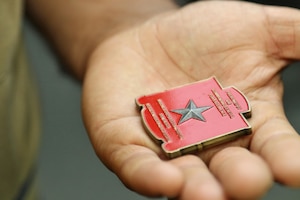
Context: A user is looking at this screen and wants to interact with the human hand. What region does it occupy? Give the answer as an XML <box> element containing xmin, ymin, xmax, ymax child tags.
<box><xmin>82</xmin><ymin>1</ymin><xmax>300</xmax><ymax>199</ymax></box>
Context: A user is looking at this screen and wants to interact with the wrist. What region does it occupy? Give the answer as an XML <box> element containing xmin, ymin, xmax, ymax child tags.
<box><xmin>27</xmin><ymin>0</ymin><xmax>179</xmax><ymax>80</ymax></box>
<box><xmin>76</xmin><ymin>0</ymin><xmax>179</xmax><ymax>79</ymax></box>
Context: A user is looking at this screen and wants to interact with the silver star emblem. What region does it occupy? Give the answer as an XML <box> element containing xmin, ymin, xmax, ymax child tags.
<box><xmin>172</xmin><ymin>99</ymin><xmax>212</xmax><ymax>124</ymax></box>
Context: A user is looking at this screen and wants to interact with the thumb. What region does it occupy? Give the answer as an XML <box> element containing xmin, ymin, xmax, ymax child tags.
<box><xmin>265</xmin><ymin>5</ymin><xmax>300</xmax><ymax>60</ymax></box>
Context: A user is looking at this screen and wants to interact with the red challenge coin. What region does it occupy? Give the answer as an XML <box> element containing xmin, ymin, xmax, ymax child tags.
<box><xmin>136</xmin><ymin>77</ymin><xmax>251</xmax><ymax>158</ymax></box>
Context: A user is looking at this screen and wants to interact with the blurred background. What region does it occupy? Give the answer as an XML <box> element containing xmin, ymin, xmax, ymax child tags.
<box><xmin>24</xmin><ymin>0</ymin><xmax>300</xmax><ymax>199</ymax></box>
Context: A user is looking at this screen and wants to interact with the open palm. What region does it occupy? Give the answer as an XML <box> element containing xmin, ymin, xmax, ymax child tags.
<box><xmin>82</xmin><ymin>1</ymin><xmax>300</xmax><ymax>199</ymax></box>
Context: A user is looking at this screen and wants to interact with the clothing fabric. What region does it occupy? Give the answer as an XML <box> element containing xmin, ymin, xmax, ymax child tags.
<box><xmin>0</xmin><ymin>0</ymin><xmax>40</xmax><ymax>199</ymax></box>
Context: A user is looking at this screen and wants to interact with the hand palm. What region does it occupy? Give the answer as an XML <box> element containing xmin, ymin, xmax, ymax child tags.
<box><xmin>83</xmin><ymin>1</ymin><xmax>300</xmax><ymax>199</ymax></box>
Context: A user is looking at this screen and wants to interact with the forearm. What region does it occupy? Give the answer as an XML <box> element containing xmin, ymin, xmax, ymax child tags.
<box><xmin>26</xmin><ymin>0</ymin><xmax>178</xmax><ymax>79</ymax></box>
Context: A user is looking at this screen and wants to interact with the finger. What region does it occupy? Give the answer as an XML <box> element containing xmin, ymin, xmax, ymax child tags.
<box><xmin>264</xmin><ymin>6</ymin><xmax>300</xmax><ymax>60</ymax></box>
<box><xmin>250</xmin><ymin>109</ymin><xmax>300</xmax><ymax>187</ymax></box>
<box><xmin>209</xmin><ymin>147</ymin><xmax>273</xmax><ymax>200</ymax></box>
<box><xmin>170</xmin><ymin>155</ymin><xmax>226</xmax><ymax>200</ymax></box>
<box><xmin>90</xmin><ymin>117</ymin><xmax>184</xmax><ymax>197</ymax></box>
<box><xmin>107</xmin><ymin>145</ymin><xmax>183</xmax><ymax>198</ymax></box>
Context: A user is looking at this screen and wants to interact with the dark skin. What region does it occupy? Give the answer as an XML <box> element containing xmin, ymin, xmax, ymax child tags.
<box><xmin>27</xmin><ymin>0</ymin><xmax>300</xmax><ymax>199</ymax></box>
